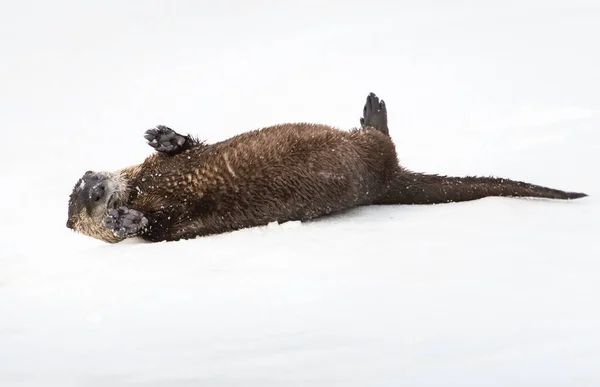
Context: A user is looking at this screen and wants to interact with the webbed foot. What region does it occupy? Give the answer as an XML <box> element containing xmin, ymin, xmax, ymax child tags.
<box><xmin>360</xmin><ymin>92</ymin><xmax>389</xmax><ymax>135</ymax></box>
<box><xmin>144</xmin><ymin>125</ymin><xmax>190</xmax><ymax>155</ymax></box>
<box><xmin>104</xmin><ymin>206</ymin><xmax>149</xmax><ymax>238</ymax></box>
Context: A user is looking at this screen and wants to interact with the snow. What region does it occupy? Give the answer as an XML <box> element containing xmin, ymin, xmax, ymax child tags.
<box><xmin>1</xmin><ymin>0</ymin><xmax>599</xmax><ymax>386</ymax></box>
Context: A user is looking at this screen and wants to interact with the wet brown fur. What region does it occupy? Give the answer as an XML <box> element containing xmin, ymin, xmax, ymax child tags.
<box><xmin>69</xmin><ymin>122</ymin><xmax>587</xmax><ymax>243</ymax></box>
<box><xmin>119</xmin><ymin>123</ymin><xmax>398</xmax><ymax>242</ymax></box>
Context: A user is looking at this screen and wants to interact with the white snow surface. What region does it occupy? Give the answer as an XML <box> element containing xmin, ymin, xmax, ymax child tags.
<box><xmin>1</xmin><ymin>1</ymin><xmax>599</xmax><ymax>386</ymax></box>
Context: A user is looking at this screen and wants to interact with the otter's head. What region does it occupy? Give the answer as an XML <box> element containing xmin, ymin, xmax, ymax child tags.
<box><xmin>66</xmin><ymin>170</ymin><xmax>129</xmax><ymax>243</ymax></box>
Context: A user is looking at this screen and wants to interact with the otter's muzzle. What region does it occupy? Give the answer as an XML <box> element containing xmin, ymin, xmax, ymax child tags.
<box><xmin>67</xmin><ymin>171</ymin><xmax>111</xmax><ymax>221</ymax></box>
<box><xmin>88</xmin><ymin>181</ymin><xmax>106</xmax><ymax>202</ymax></box>
<box><xmin>83</xmin><ymin>171</ymin><xmax>108</xmax><ymax>203</ymax></box>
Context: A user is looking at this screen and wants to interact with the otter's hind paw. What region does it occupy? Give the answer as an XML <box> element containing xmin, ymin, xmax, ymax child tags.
<box><xmin>360</xmin><ymin>92</ymin><xmax>389</xmax><ymax>135</ymax></box>
<box><xmin>104</xmin><ymin>206</ymin><xmax>149</xmax><ymax>238</ymax></box>
<box><xmin>144</xmin><ymin>125</ymin><xmax>188</xmax><ymax>155</ymax></box>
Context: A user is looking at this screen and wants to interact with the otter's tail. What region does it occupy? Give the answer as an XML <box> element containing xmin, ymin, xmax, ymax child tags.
<box><xmin>375</xmin><ymin>170</ymin><xmax>588</xmax><ymax>205</ymax></box>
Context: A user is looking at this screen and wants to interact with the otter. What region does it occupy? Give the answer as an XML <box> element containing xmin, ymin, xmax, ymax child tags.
<box><xmin>66</xmin><ymin>93</ymin><xmax>587</xmax><ymax>243</ymax></box>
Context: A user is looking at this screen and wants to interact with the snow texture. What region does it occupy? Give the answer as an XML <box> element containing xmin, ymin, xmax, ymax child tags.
<box><xmin>1</xmin><ymin>1</ymin><xmax>599</xmax><ymax>386</ymax></box>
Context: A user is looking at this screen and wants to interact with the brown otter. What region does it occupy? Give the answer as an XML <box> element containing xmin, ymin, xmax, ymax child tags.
<box><xmin>66</xmin><ymin>93</ymin><xmax>587</xmax><ymax>243</ymax></box>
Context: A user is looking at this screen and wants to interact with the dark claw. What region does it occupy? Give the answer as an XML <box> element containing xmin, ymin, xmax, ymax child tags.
<box><xmin>144</xmin><ymin>130</ymin><xmax>157</xmax><ymax>142</ymax></box>
<box><xmin>104</xmin><ymin>206</ymin><xmax>148</xmax><ymax>238</ymax></box>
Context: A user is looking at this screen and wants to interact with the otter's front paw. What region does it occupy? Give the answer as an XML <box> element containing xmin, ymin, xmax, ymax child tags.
<box><xmin>104</xmin><ymin>206</ymin><xmax>149</xmax><ymax>238</ymax></box>
<box><xmin>144</xmin><ymin>125</ymin><xmax>188</xmax><ymax>154</ymax></box>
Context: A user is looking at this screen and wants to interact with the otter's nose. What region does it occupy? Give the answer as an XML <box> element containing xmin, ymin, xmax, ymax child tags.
<box><xmin>89</xmin><ymin>183</ymin><xmax>106</xmax><ymax>202</ymax></box>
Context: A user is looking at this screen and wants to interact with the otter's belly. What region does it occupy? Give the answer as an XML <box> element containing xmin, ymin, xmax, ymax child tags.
<box><xmin>133</xmin><ymin>125</ymin><xmax>394</xmax><ymax>237</ymax></box>
<box><xmin>190</xmin><ymin>153</ymin><xmax>382</xmax><ymax>231</ymax></box>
